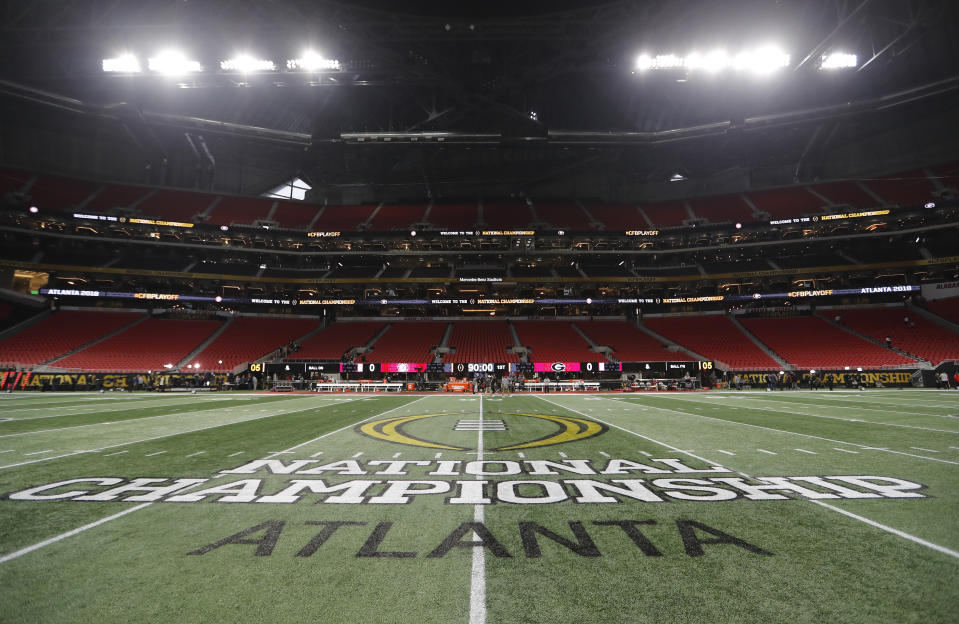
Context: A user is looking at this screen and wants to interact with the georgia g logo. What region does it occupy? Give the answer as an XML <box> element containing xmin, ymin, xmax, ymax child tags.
<box><xmin>551</xmin><ymin>362</ymin><xmax>566</xmax><ymax>372</ymax></box>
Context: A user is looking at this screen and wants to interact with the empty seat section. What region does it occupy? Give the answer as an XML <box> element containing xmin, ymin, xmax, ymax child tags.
<box><xmin>575</xmin><ymin>321</ymin><xmax>693</xmax><ymax>361</ymax></box>
<box><xmin>207</xmin><ymin>196</ymin><xmax>273</xmax><ymax>225</ymax></box>
<box><xmin>863</xmin><ymin>171</ymin><xmax>937</xmax><ymax>207</ymax></box>
<box><xmin>688</xmin><ymin>195</ymin><xmax>753</xmax><ymax>224</ymax></box>
<box><xmin>137</xmin><ymin>190</ymin><xmax>215</xmax><ymax>222</ymax></box>
<box><xmin>0</xmin><ymin>310</ymin><xmax>141</xmax><ymax>367</ymax></box>
<box><xmin>28</xmin><ymin>175</ymin><xmax>99</xmax><ymax>212</ymax></box>
<box><xmin>83</xmin><ymin>184</ymin><xmax>151</xmax><ymax>213</ymax></box>
<box><xmin>639</xmin><ymin>201</ymin><xmax>687</xmax><ymax>227</ymax></box>
<box><xmin>483</xmin><ymin>202</ymin><xmax>533</xmax><ymax>229</ymax></box>
<box><xmin>928</xmin><ymin>298</ymin><xmax>959</xmax><ymax>325</ymax></box>
<box><xmin>56</xmin><ymin>318</ymin><xmax>222</xmax><ymax>371</ymax></box>
<box><xmin>645</xmin><ymin>316</ymin><xmax>780</xmax><ymax>369</ymax></box>
<box><xmin>273</xmin><ymin>201</ymin><xmax>320</xmax><ymax>229</ymax></box>
<box><xmin>839</xmin><ymin>307</ymin><xmax>959</xmax><ymax>365</ymax></box>
<box><xmin>192</xmin><ymin>317</ymin><xmax>320</xmax><ymax>372</ymax></box>
<box><xmin>811</xmin><ymin>181</ymin><xmax>878</xmax><ymax>209</ymax></box>
<box><xmin>446</xmin><ymin>322</ymin><xmax>520</xmax><ymax>363</ymax></box>
<box><xmin>313</xmin><ymin>205</ymin><xmax>376</xmax><ymax>231</ymax></box>
<box><xmin>586</xmin><ymin>204</ymin><xmax>644</xmax><ymax>229</ymax></box>
<box><xmin>366</xmin><ymin>322</ymin><xmax>447</xmax><ymax>362</ymax></box>
<box><xmin>513</xmin><ymin>321</ymin><xmax>596</xmax><ymax>362</ymax></box>
<box><xmin>747</xmin><ymin>187</ymin><xmax>824</xmax><ymax>219</ymax></box>
<box><xmin>0</xmin><ymin>169</ymin><xmax>30</xmax><ymax>198</ymax></box>
<box><xmin>535</xmin><ymin>203</ymin><xmax>593</xmax><ymax>229</ymax></box>
<box><xmin>428</xmin><ymin>203</ymin><xmax>479</xmax><ymax>230</ymax></box>
<box><xmin>294</xmin><ymin>322</ymin><xmax>387</xmax><ymax>360</ymax></box>
<box><xmin>739</xmin><ymin>316</ymin><xmax>916</xmax><ymax>368</ymax></box>
<box><xmin>368</xmin><ymin>204</ymin><xmax>426</xmax><ymax>230</ymax></box>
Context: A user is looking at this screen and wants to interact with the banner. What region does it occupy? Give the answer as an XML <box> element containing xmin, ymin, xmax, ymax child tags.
<box><xmin>921</xmin><ymin>281</ymin><xmax>959</xmax><ymax>301</ymax></box>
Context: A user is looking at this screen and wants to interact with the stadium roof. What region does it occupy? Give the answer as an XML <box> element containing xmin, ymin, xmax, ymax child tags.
<box><xmin>1</xmin><ymin>0</ymin><xmax>958</xmax><ymax>201</ymax></box>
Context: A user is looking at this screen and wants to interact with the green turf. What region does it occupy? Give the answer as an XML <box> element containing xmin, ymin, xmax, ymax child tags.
<box><xmin>0</xmin><ymin>390</ymin><xmax>957</xmax><ymax>623</ymax></box>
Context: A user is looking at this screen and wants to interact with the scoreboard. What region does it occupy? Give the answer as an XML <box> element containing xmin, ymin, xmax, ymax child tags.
<box><xmin>253</xmin><ymin>360</ymin><xmax>712</xmax><ymax>376</ymax></box>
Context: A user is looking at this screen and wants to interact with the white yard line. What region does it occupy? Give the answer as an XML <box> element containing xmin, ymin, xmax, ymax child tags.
<box><xmin>469</xmin><ymin>394</ymin><xmax>487</xmax><ymax>624</ymax></box>
<box><xmin>651</xmin><ymin>394</ymin><xmax>959</xmax><ymax>434</ymax></box>
<box><xmin>0</xmin><ymin>395</ymin><xmax>429</xmax><ymax>566</ymax></box>
<box><xmin>612</xmin><ymin>398</ymin><xmax>959</xmax><ymax>467</ymax></box>
<box><xmin>0</xmin><ymin>398</ymin><xmax>361</xmax><ymax>471</ymax></box>
<box><xmin>735</xmin><ymin>394</ymin><xmax>959</xmax><ymax>419</ymax></box>
<box><xmin>811</xmin><ymin>501</ymin><xmax>959</xmax><ymax>560</ymax></box>
<box><xmin>0</xmin><ymin>503</ymin><xmax>154</xmax><ymax>565</ymax></box>
<box><xmin>542</xmin><ymin>395</ymin><xmax>959</xmax><ymax>562</ymax></box>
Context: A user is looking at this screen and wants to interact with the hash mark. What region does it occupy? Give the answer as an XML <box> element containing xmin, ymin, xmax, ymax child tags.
<box><xmin>795</xmin><ymin>448</ymin><xmax>817</xmax><ymax>454</ymax></box>
<box><xmin>0</xmin><ymin>450</ymin><xmax>13</xmax><ymax>454</ymax></box>
<box><xmin>911</xmin><ymin>447</ymin><xmax>940</xmax><ymax>453</ymax></box>
<box><xmin>517</xmin><ymin>452</ymin><xmax>525</xmax><ymax>458</ymax></box>
<box><xmin>103</xmin><ymin>450</ymin><xmax>128</xmax><ymax>457</ymax></box>
<box><xmin>434</xmin><ymin>452</ymin><xmax>443</xmax><ymax>459</ymax></box>
<box><xmin>716</xmin><ymin>450</ymin><xmax>735</xmax><ymax>456</ymax></box>
<box><xmin>186</xmin><ymin>451</ymin><xmax>206</xmax><ymax>458</ymax></box>
<box><xmin>639</xmin><ymin>451</ymin><xmax>652</xmax><ymax>457</ymax></box>
<box><xmin>310</xmin><ymin>451</ymin><xmax>324</xmax><ymax>457</ymax></box>
<box><xmin>757</xmin><ymin>449</ymin><xmax>777</xmax><ymax>455</ymax></box>
<box><xmin>833</xmin><ymin>447</ymin><xmax>859</xmax><ymax>454</ymax></box>
<box><xmin>558</xmin><ymin>451</ymin><xmax>568</xmax><ymax>458</ymax></box>
<box><xmin>24</xmin><ymin>450</ymin><xmax>53</xmax><ymax>456</ymax></box>
<box><xmin>227</xmin><ymin>451</ymin><xmax>244</xmax><ymax>457</ymax></box>
<box><xmin>392</xmin><ymin>452</ymin><xmax>402</xmax><ymax>458</ymax></box>
<box><xmin>145</xmin><ymin>451</ymin><xmax>167</xmax><ymax>457</ymax></box>
<box><xmin>599</xmin><ymin>451</ymin><xmax>611</xmax><ymax>457</ymax></box>
<box><xmin>351</xmin><ymin>452</ymin><xmax>364</xmax><ymax>458</ymax></box>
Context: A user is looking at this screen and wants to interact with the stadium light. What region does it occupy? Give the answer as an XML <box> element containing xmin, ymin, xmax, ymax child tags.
<box><xmin>636</xmin><ymin>46</ymin><xmax>790</xmax><ymax>75</ymax></box>
<box><xmin>28</xmin><ymin>206</ymin><xmax>39</xmax><ymax>214</ymax></box>
<box><xmin>164</xmin><ymin>363</ymin><xmax>174</xmax><ymax>369</ymax></box>
<box><xmin>102</xmin><ymin>54</ymin><xmax>142</xmax><ymax>73</ymax></box>
<box><xmin>820</xmin><ymin>52</ymin><xmax>857</xmax><ymax>70</ymax></box>
<box><xmin>221</xmin><ymin>54</ymin><xmax>276</xmax><ymax>73</ymax></box>
<box><xmin>287</xmin><ymin>50</ymin><xmax>340</xmax><ymax>71</ymax></box>
<box><xmin>148</xmin><ymin>50</ymin><xmax>202</xmax><ymax>75</ymax></box>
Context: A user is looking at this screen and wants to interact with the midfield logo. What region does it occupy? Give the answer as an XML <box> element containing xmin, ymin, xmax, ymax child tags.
<box><xmin>357</xmin><ymin>412</ymin><xmax>607</xmax><ymax>451</ymax></box>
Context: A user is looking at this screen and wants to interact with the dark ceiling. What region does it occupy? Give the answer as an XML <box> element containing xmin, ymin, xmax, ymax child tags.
<box><xmin>1</xmin><ymin>0</ymin><xmax>958</xmax><ymax>202</ymax></box>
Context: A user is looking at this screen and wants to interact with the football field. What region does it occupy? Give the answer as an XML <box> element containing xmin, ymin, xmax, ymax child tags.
<box><xmin>0</xmin><ymin>389</ymin><xmax>957</xmax><ymax>623</ymax></box>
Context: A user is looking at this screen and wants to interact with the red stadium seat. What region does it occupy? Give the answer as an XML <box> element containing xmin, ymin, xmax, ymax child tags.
<box><xmin>0</xmin><ymin>310</ymin><xmax>142</xmax><ymax>367</ymax></box>
<box><xmin>739</xmin><ymin>316</ymin><xmax>916</xmax><ymax>368</ymax></box>
<box><xmin>513</xmin><ymin>321</ymin><xmax>596</xmax><ymax>362</ymax></box>
<box><xmin>294</xmin><ymin>322</ymin><xmax>388</xmax><ymax>360</ymax></box>
<box><xmin>445</xmin><ymin>321</ymin><xmax>521</xmax><ymax>363</ymax></box>
<box><xmin>644</xmin><ymin>315</ymin><xmax>780</xmax><ymax>370</ymax></box>
<box><xmin>576</xmin><ymin>321</ymin><xmax>694</xmax><ymax>361</ymax></box>
<box><xmin>365</xmin><ymin>322</ymin><xmax>447</xmax><ymax>362</ymax></box>
<box><xmin>191</xmin><ymin>317</ymin><xmax>321</xmax><ymax>372</ymax></box>
<box><xmin>55</xmin><ymin>317</ymin><xmax>222</xmax><ymax>372</ymax></box>
<box><xmin>838</xmin><ymin>307</ymin><xmax>959</xmax><ymax>365</ymax></box>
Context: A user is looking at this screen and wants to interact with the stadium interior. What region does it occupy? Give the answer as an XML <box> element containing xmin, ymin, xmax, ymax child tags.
<box><xmin>0</xmin><ymin>0</ymin><xmax>957</xmax><ymax>388</ymax></box>
<box><xmin>2</xmin><ymin>4</ymin><xmax>959</xmax><ymax>624</ymax></box>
